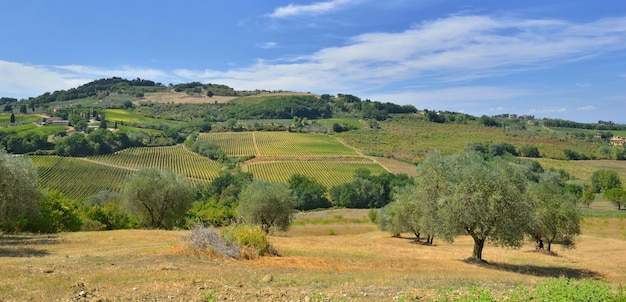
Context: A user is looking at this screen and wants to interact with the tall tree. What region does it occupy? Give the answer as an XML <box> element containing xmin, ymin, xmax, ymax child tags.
<box><xmin>433</xmin><ymin>152</ymin><xmax>533</xmax><ymax>261</ymax></box>
<box><xmin>122</xmin><ymin>168</ymin><xmax>195</xmax><ymax>229</ymax></box>
<box><xmin>237</xmin><ymin>180</ymin><xmax>296</xmax><ymax>233</ymax></box>
<box><xmin>0</xmin><ymin>152</ymin><xmax>40</xmax><ymax>232</ymax></box>
<box><xmin>10</xmin><ymin>112</ymin><xmax>15</xmax><ymax>123</ymax></box>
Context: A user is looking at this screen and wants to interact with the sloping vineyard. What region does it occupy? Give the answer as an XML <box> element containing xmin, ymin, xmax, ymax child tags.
<box><xmin>196</xmin><ymin>132</ymin><xmax>257</xmax><ymax>156</ymax></box>
<box><xmin>88</xmin><ymin>145</ymin><xmax>221</xmax><ymax>184</ymax></box>
<box><xmin>28</xmin><ymin>156</ymin><xmax>132</xmax><ymax>201</ymax></box>
<box><xmin>254</xmin><ymin>132</ymin><xmax>358</xmax><ymax>157</ymax></box>
<box><xmin>245</xmin><ymin>161</ymin><xmax>387</xmax><ymax>188</ymax></box>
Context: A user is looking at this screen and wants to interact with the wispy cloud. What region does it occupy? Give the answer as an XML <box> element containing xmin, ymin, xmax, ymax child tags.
<box><xmin>256</xmin><ymin>42</ymin><xmax>278</xmax><ymax>49</ymax></box>
<box><xmin>4</xmin><ymin>14</ymin><xmax>626</xmax><ymax>109</ymax></box>
<box><xmin>269</xmin><ymin>0</ymin><xmax>358</xmax><ymax>18</ymax></box>
<box><xmin>576</xmin><ymin>105</ymin><xmax>596</xmax><ymax>111</ymax></box>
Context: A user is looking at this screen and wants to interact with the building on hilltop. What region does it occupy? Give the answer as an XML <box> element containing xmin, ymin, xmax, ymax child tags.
<box><xmin>610</xmin><ymin>136</ymin><xmax>626</xmax><ymax>146</ymax></box>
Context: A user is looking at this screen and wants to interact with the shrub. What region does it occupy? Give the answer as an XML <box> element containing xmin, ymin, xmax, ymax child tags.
<box><xmin>187</xmin><ymin>224</ymin><xmax>241</xmax><ymax>259</ymax></box>
<box><xmin>223</xmin><ymin>224</ymin><xmax>276</xmax><ymax>259</ymax></box>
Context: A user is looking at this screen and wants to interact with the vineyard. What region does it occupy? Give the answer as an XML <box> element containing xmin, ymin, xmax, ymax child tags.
<box><xmin>245</xmin><ymin>160</ymin><xmax>387</xmax><ymax>188</ymax></box>
<box><xmin>26</xmin><ymin>131</ymin><xmax>391</xmax><ymax>201</ymax></box>
<box><xmin>255</xmin><ymin>132</ymin><xmax>358</xmax><ymax>157</ymax></box>
<box><xmin>197</xmin><ymin>132</ymin><xmax>256</xmax><ymax>156</ymax></box>
<box><xmin>198</xmin><ymin>131</ymin><xmax>359</xmax><ymax>157</ymax></box>
<box><xmin>88</xmin><ymin>145</ymin><xmax>222</xmax><ymax>184</ymax></box>
<box><xmin>28</xmin><ymin>156</ymin><xmax>132</xmax><ymax>201</ymax></box>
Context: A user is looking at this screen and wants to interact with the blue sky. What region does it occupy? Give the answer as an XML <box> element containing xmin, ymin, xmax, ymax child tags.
<box><xmin>1</xmin><ymin>0</ymin><xmax>625</xmax><ymax>123</ymax></box>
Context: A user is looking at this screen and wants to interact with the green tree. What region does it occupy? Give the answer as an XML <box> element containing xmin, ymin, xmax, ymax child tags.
<box><xmin>121</xmin><ymin>168</ymin><xmax>195</xmax><ymax>229</ymax></box>
<box><xmin>237</xmin><ymin>180</ymin><xmax>296</xmax><ymax>233</ymax></box>
<box><xmin>580</xmin><ymin>191</ymin><xmax>595</xmax><ymax>208</ymax></box>
<box><xmin>30</xmin><ymin>190</ymin><xmax>82</xmax><ymax>233</ymax></box>
<box><xmin>0</xmin><ymin>152</ymin><xmax>40</xmax><ymax>232</ymax></box>
<box><xmin>602</xmin><ymin>188</ymin><xmax>626</xmax><ymax>210</ymax></box>
<box><xmin>10</xmin><ymin>112</ymin><xmax>15</xmax><ymax>123</ymax></box>
<box><xmin>518</xmin><ymin>145</ymin><xmax>540</xmax><ymax>158</ymax></box>
<box><xmin>528</xmin><ymin>172</ymin><xmax>581</xmax><ymax>252</ymax></box>
<box><xmin>19</xmin><ymin>104</ymin><xmax>27</xmax><ymax>114</ymax></box>
<box><xmin>433</xmin><ymin>152</ymin><xmax>533</xmax><ymax>260</ymax></box>
<box><xmin>288</xmin><ymin>174</ymin><xmax>330</xmax><ymax>211</ymax></box>
<box><xmin>590</xmin><ymin>169</ymin><xmax>622</xmax><ymax>193</ymax></box>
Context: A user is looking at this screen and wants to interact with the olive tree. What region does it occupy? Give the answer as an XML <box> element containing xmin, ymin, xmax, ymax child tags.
<box><xmin>603</xmin><ymin>188</ymin><xmax>626</xmax><ymax>210</ymax></box>
<box><xmin>121</xmin><ymin>168</ymin><xmax>195</xmax><ymax>229</ymax></box>
<box><xmin>0</xmin><ymin>152</ymin><xmax>40</xmax><ymax>232</ymax></box>
<box><xmin>528</xmin><ymin>172</ymin><xmax>581</xmax><ymax>252</ymax></box>
<box><xmin>590</xmin><ymin>169</ymin><xmax>622</xmax><ymax>193</ymax></box>
<box><xmin>237</xmin><ymin>180</ymin><xmax>296</xmax><ymax>233</ymax></box>
<box><xmin>433</xmin><ymin>152</ymin><xmax>533</xmax><ymax>261</ymax></box>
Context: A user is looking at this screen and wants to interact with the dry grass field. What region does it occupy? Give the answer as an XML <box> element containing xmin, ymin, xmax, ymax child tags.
<box><xmin>142</xmin><ymin>91</ymin><xmax>237</xmax><ymax>104</ymax></box>
<box><xmin>1</xmin><ymin>209</ymin><xmax>625</xmax><ymax>301</ymax></box>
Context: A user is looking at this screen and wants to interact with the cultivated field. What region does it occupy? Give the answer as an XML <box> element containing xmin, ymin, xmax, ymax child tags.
<box><xmin>1</xmin><ymin>209</ymin><xmax>625</xmax><ymax>301</ymax></box>
<box><xmin>246</xmin><ymin>160</ymin><xmax>387</xmax><ymax>188</ymax></box>
<box><xmin>142</xmin><ymin>91</ymin><xmax>237</xmax><ymax>104</ymax></box>
<box><xmin>28</xmin><ymin>156</ymin><xmax>133</xmax><ymax>201</ymax></box>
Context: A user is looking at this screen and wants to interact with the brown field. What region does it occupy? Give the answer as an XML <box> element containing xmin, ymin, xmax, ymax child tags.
<box><xmin>141</xmin><ymin>91</ymin><xmax>237</xmax><ymax>104</ymax></box>
<box><xmin>1</xmin><ymin>209</ymin><xmax>625</xmax><ymax>301</ymax></box>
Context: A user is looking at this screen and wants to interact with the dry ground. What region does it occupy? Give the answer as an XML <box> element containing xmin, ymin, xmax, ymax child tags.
<box><xmin>1</xmin><ymin>211</ymin><xmax>625</xmax><ymax>301</ymax></box>
<box><xmin>141</xmin><ymin>91</ymin><xmax>237</xmax><ymax>104</ymax></box>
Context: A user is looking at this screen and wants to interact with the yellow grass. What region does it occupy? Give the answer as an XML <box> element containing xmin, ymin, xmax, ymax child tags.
<box><xmin>1</xmin><ymin>215</ymin><xmax>625</xmax><ymax>301</ymax></box>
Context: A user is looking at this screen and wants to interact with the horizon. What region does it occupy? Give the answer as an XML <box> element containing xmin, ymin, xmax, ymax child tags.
<box><xmin>1</xmin><ymin>0</ymin><xmax>625</xmax><ymax>123</ymax></box>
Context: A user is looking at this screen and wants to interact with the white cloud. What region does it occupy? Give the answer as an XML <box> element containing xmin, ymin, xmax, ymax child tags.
<box><xmin>4</xmin><ymin>14</ymin><xmax>626</xmax><ymax>110</ymax></box>
<box><xmin>576</xmin><ymin>105</ymin><xmax>596</xmax><ymax>111</ymax></box>
<box><xmin>269</xmin><ymin>0</ymin><xmax>358</xmax><ymax>18</ymax></box>
<box><xmin>256</xmin><ymin>42</ymin><xmax>278</xmax><ymax>49</ymax></box>
<box><xmin>529</xmin><ymin>107</ymin><xmax>568</xmax><ymax>114</ymax></box>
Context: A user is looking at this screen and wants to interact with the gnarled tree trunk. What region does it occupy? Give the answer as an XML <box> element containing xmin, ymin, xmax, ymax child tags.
<box><xmin>472</xmin><ymin>237</ymin><xmax>485</xmax><ymax>260</ymax></box>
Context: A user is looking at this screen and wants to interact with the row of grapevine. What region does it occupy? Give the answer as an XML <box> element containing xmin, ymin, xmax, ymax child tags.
<box><xmin>245</xmin><ymin>161</ymin><xmax>387</xmax><ymax>188</ymax></box>
<box><xmin>88</xmin><ymin>145</ymin><xmax>222</xmax><ymax>185</ymax></box>
<box><xmin>196</xmin><ymin>132</ymin><xmax>256</xmax><ymax>156</ymax></box>
<box><xmin>255</xmin><ymin>132</ymin><xmax>358</xmax><ymax>157</ymax></box>
<box><xmin>28</xmin><ymin>156</ymin><xmax>132</xmax><ymax>201</ymax></box>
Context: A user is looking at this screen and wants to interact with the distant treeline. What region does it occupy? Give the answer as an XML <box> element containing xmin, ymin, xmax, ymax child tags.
<box><xmin>543</xmin><ymin>119</ymin><xmax>626</xmax><ymax>131</ymax></box>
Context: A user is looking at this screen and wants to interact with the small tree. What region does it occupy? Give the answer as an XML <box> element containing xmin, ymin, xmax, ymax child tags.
<box><xmin>10</xmin><ymin>112</ymin><xmax>15</xmax><ymax>123</ymax></box>
<box><xmin>603</xmin><ymin>188</ymin><xmax>626</xmax><ymax>210</ymax></box>
<box><xmin>528</xmin><ymin>172</ymin><xmax>581</xmax><ymax>252</ymax></box>
<box><xmin>237</xmin><ymin>180</ymin><xmax>295</xmax><ymax>233</ymax></box>
<box><xmin>122</xmin><ymin>168</ymin><xmax>195</xmax><ymax>229</ymax></box>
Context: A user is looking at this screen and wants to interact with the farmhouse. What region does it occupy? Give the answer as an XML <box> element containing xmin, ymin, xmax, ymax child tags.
<box><xmin>610</xmin><ymin>136</ymin><xmax>626</xmax><ymax>146</ymax></box>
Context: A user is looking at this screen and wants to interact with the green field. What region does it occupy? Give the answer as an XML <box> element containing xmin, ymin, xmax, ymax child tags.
<box><xmin>0</xmin><ymin>114</ymin><xmax>42</xmax><ymax>126</ymax></box>
<box><xmin>0</xmin><ymin>123</ymin><xmax>68</xmax><ymax>136</ymax></box>
<box><xmin>104</xmin><ymin>109</ymin><xmax>183</xmax><ymax>126</ymax></box>
<box><xmin>28</xmin><ymin>156</ymin><xmax>133</xmax><ymax>201</ymax></box>
<box><xmin>245</xmin><ymin>160</ymin><xmax>387</xmax><ymax>188</ymax></box>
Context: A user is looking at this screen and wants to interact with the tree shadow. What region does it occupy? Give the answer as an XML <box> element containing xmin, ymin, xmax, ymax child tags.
<box><xmin>0</xmin><ymin>234</ymin><xmax>58</xmax><ymax>257</ymax></box>
<box><xmin>0</xmin><ymin>247</ymin><xmax>49</xmax><ymax>257</ymax></box>
<box><xmin>463</xmin><ymin>259</ymin><xmax>603</xmax><ymax>280</ymax></box>
<box><xmin>0</xmin><ymin>234</ymin><xmax>60</xmax><ymax>246</ymax></box>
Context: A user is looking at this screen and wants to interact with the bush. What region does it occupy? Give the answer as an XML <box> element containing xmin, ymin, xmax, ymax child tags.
<box><xmin>223</xmin><ymin>224</ymin><xmax>276</xmax><ymax>259</ymax></box>
<box><xmin>187</xmin><ymin>224</ymin><xmax>241</xmax><ymax>259</ymax></box>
